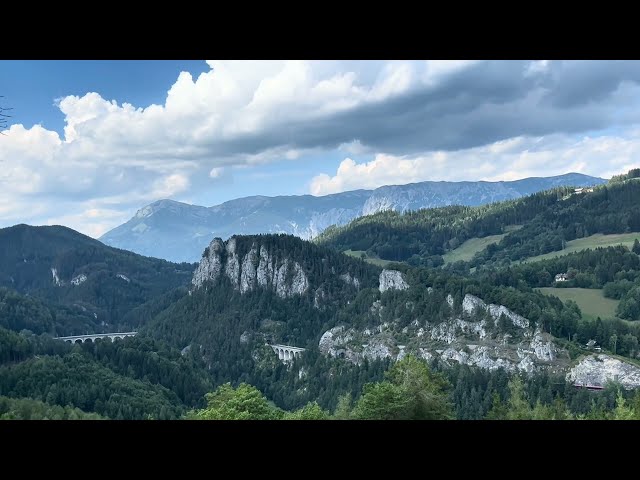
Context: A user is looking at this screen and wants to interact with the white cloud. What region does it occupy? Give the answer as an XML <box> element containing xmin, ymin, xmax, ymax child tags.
<box><xmin>526</xmin><ymin>60</ymin><xmax>550</xmax><ymax>76</ymax></box>
<box><xmin>4</xmin><ymin>59</ymin><xmax>640</xmax><ymax>239</ymax></box>
<box><xmin>45</xmin><ymin>207</ymin><xmax>130</xmax><ymax>238</ymax></box>
<box><xmin>209</xmin><ymin>167</ymin><xmax>224</xmax><ymax>178</ymax></box>
<box><xmin>423</xmin><ymin>60</ymin><xmax>480</xmax><ymax>85</ymax></box>
<box><xmin>309</xmin><ymin>131</ymin><xmax>640</xmax><ymax>195</ymax></box>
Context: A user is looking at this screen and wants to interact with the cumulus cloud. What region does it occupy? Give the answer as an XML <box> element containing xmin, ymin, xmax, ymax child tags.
<box><xmin>3</xmin><ymin>60</ymin><xmax>640</xmax><ymax>237</ymax></box>
<box><xmin>309</xmin><ymin>130</ymin><xmax>640</xmax><ymax>195</ymax></box>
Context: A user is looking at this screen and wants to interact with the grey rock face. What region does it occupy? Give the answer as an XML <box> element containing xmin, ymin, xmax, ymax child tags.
<box><xmin>257</xmin><ymin>245</ymin><xmax>274</xmax><ymax>288</ymax></box>
<box><xmin>71</xmin><ymin>274</ymin><xmax>87</xmax><ymax>286</ymax></box>
<box><xmin>51</xmin><ymin>267</ymin><xmax>63</xmax><ymax>286</ymax></box>
<box><xmin>440</xmin><ymin>346</ymin><xmax>519</xmax><ymax>373</ymax></box>
<box><xmin>462</xmin><ymin>294</ymin><xmax>529</xmax><ymax>329</ymax></box>
<box><xmin>567</xmin><ymin>354</ymin><xmax>640</xmax><ymax>389</ymax></box>
<box><xmin>240</xmin><ymin>244</ymin><xmax>258</xmax><ymax>293</ymax></box>
<box><xmin>224</xmin><ymin>238</ymin><xmax>240</xmax><ymax>289</ymax></box>
<box><xmin>192</xmin><ymin>238</ymin><xmax>224</xmax><ymax>287</ymax></box>
<box><xmin>319</xmin><ymin>326</ymin><xmax>348</xmax><ymax>357</ymax></box>
<box><xmin>192</xmin><ymin>237</ymin><xmax>309</xmax><ymax>299</ymax></box>
<box><xmin>379</xmin><ymin>269</ymin><xmax>409</xmax><ymax>292</ymax></box>
<box><xmin>488</xmin><ymin>304</ymin><xmax>529</xmax><ymax>329</ymax></box>
<box><xmin>529</xmin><ymin>329</ymin><xmax>557</xmax><ymax>361</ymax></box>
<box><xmin>362</xmin><ymin>338</ymin><xmax>394</xmax><ymax>361</ymax></box>
<box><xmin>317</xmin><ymin>291</ymin><xmax>573</xmax><ymax>377</ymax></box>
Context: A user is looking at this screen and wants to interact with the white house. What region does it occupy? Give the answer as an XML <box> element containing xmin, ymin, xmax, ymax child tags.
<box><xmin>555</xmin><ymin>273</ymin><xmax>569</xmax><ymax>282</ymax></box>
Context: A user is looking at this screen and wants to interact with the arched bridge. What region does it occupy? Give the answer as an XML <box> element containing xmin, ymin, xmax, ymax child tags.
<box><xmin>57</xmin><ymin>332</ymin><xmax>138</xmax><ymax>344</ymax></box>
<box><xmin>269</xmin><ymin>344</ymin><xmax>305</xmax><ymax>362</ymax></box>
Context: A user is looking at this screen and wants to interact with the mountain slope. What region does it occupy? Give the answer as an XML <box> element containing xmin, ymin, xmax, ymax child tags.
<box><xmin>317</xmin><ymin>174</ymin><xmax>640</xmax><ymax>267</ymax></box>
<box><xmin>0</xmin><ymin>326</ymin><xmax>213</xmax><ymax>419</ymax></box>
<box><xmin>0</xmin><ymin>224</ymin><xmax>195</xmax><ymax>335</ymax></box>
<box><xmin>100</xmin><ymin>173</ymin><xmax>605</xmax><ymax>263</ymax></box>
<box><xmin>138</xmin><ymin>231</ymin><xmax>640</xmax><ymax>412</ymax></box>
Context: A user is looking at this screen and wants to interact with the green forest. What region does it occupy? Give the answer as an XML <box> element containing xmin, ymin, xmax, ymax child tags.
<box><xmin>1</xmin><ymin>171</ymin><xmax>640</xmax><ymax>420</ymax></box>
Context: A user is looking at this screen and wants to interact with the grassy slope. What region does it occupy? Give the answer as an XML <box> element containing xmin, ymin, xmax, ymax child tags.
<box><xmin>537</xmin><ymin>287</ymin><xmax>620</xmax><ymax>321</ymax></box>
<box><xmin>443</xmin><ymin>225</ymin><xmax>523</xmax><ymax>264</ymax></box>
<box><xmin>522</xmin><ymin>232</ymin><xmax>640</xmax><ymax>264</ymax></box>
<box><xmin>443</xmin><ymin>233</ymin><xmax>508</xmax><ymax>264</ymax></box>
<box><xmin>343</xmin><ymin>250</ymin><xmax>395</xmax><ymax>267</ymax></box>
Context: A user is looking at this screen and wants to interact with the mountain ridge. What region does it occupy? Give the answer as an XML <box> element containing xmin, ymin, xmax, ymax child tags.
<box><xmin>101</xmin><ymin>172</ymin><xmax>606</xmax><ymax>263</ymax></box>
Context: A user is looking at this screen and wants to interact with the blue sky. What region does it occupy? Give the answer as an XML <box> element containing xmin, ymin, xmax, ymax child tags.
<box><xmin>1</xmin><ymin>60</ymin><xmax>639</xmax><ymax>237</ymax></box>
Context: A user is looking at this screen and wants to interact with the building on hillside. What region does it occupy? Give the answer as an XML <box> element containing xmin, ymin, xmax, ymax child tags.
<box><xmin>555</xmin><ymin>273</ymin><xmax>569</xmax><ymax>282</ymax></box>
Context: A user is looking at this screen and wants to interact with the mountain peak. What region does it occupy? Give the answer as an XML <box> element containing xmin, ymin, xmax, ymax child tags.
<box><xmin>134</xmin><ymin>199</ymin><xmax>196</xmax><ymax>219</ymax></box>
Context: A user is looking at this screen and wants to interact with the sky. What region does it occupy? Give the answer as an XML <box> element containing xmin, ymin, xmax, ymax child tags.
<box><xmin>1</xmin><ymin>59</ymin><xmax>640</xmax><ymax>238</ymax></box>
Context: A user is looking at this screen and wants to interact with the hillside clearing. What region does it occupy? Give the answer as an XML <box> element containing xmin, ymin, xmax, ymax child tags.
<box><xmin>522</xmin><ymin>232</ymin><xmax>640</xmax><ymax>263</ymax></box>
<box><xmin>343</xmin><ymin>250</ymin><xmax>396</xmax><ymax>267</ymax></box>
<box><xmin>443</xmin><ymin>225</ymin><xmax>523</xmax><ymax>264</ymax></box>
<box><xmin>537</xmin><ymin>287</ymin><xmax>620</xmax><ymax>321</ymax></box>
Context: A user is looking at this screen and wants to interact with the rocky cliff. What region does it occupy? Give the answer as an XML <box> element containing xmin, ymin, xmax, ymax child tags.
<box><xmin>192</xmin><ymin>237</ymin><xmax>310</xmax><ymax>299</ymax></box>
<box><xmin>378</xmin><ymin>269</ymin><xmax>409</xmax><ymax>292</ymax></box>
<box><xmin>318</xmin><ymin>291</ymin><xmax>569</xmax><ymax>375</ymax></box>
<box><xmin>567</xmin><ymin>354</ymin><xmax>640</xmax><ymax>389</ymax></box>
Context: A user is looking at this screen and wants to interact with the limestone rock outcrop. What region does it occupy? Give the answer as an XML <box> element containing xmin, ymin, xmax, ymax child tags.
<box><xmin>192</xmin><ymin>237</ymin><xmax>309</xmax><ymax>299</ymax></box>
<box><xmin>567</xmin><ymin>354</ymin><xmax>640</xmax><ymax>389</ymax></box>
<box><xmin>379</xmin><ymin>269</ymin><xmax>409</xmax><ymax>292</ymax></box>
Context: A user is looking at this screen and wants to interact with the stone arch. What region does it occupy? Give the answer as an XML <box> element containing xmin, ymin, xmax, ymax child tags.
<box><xmin>75</xmin><ymin>339</ymin><xmax>83</xmax><ymax>344</ymax></box>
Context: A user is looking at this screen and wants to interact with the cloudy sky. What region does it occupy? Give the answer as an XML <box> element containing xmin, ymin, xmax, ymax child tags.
<box><xmin>1</xmin><ymin>60</ymin><xmax>639</xmax><ymax>238</ymax></box>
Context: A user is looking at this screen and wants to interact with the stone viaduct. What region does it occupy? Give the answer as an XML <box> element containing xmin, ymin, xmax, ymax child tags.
<box><xmin>269</xmin><ymin>344</ymin><xmax>305</xmax><ymax>362</ymax></box>
<box><xmin>57</xmin><ymin>332</ymin><xmax>138</xmax><ymax>344</ymax></box>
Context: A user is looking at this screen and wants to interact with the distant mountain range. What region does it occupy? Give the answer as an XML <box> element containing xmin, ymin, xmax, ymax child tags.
<box><xmin>100</xmin><ymin>173</ymin><xmax>606</xmax><ymax>263</ymax></box>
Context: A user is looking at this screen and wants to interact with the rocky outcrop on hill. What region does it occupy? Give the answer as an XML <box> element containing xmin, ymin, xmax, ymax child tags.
<box><xmin>192</xmin><ymin>237</ymin><xmax>309</xmax><ymax>299</ymax></box>
<box><xmin>567</xmin><ymin>354</ymin><xmax>640</xmax><ymax>389</ymax></box>
<box><xmin>379</xmin><ymin>269</ymin><xmax>408</xmax><ymax>292</ymax></box>
<box><xmin>318</xmin><ymin>289</ymin><xmax>569</xmax><ymax>374</ymax></box>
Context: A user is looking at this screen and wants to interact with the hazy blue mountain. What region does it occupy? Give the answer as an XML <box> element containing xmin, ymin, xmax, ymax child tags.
<box><xmin>100</xmin><ymin>173</ymin><xmax>606</xmax><ymax>262</ymax></box>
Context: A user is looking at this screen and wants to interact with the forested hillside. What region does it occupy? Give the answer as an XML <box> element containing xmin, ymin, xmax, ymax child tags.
<box><xmin>0</xmin><ymin>326</ymin><xmax>213</xmax><ymax>419</ymax></box>
<box><xmin>0</xmin><ymin>224</ymin><xmax>194</xmax><ymax>335</ymax></box>
<box><xmin>317</xmin><ymin>170</ymin><xmax>640</xmax><ymax>268</ymax></box>
<box><xmin>2</xmin><ymin>173</ymin><xmax>640</xmax><ymax>420</ymax></box>
<box><xmin>138</xmin><ymin>232</ymin><xmax>638</xmax><ymax>413</ymax></box>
